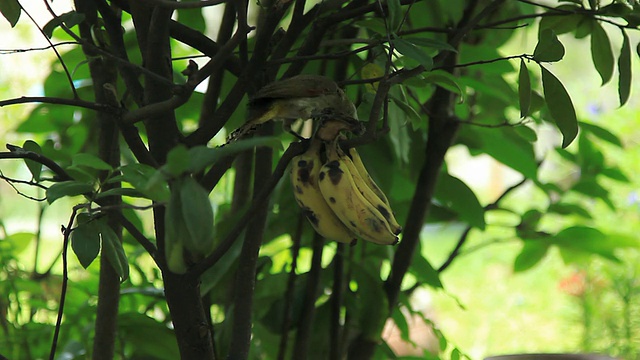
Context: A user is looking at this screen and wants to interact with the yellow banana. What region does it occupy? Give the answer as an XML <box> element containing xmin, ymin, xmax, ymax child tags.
<box><xmin>347</xmin><ymin>147</ymin><xmax>391</xmax><ymax>207</ymax></box>
<box><xmin>339</xmin><ymin>146</ymin><xmax>402</xmax><ymax>235</ymax></box>
<box><xmin>318</xmin><ymin>141</ymin><xmax>398</xmax><ymax>245</ymax></box>
<box><xmin>290</xmin><ymin>138</ymin><xmax>358</xmax><ymax>244</ymax></box>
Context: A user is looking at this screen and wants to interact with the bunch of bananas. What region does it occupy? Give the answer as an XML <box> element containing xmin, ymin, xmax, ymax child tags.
<box><xmin>290</xmin><ymin>120</ymin><xmax>401</xmax><ymax>246</ymax></box>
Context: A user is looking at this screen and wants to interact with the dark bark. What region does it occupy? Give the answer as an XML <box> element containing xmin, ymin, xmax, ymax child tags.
<box><xmin>128</xmin><ymin>3</ymin><xmax>215</xmax><ymax>359</ymax></box>
<box><xmin>292</xmin><ymin>233</ymin><xmax>325</xmax><ymax>360</ymax></box>
<box><xmin>74</xmin><ymin>1</ymin><xmax>122</xmax><ymax>359</ymax></box>
<box><xmin>227</xmin><ymin>125</ymin><xmax>274</xmax><ymax>360</ymax></box>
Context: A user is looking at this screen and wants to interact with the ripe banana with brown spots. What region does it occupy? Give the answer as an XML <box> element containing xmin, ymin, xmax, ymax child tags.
<box><xmin>339</xmin><ymin>146</ymin><xmax>402</xmax><ymax>235</ymax></box>
<box><xmin>290</xmin><ymin>138</ymin><xmax>357</xmax><ymax>244</ymax></box>
<box><xmin>318</xmin><ymin>140</ymin><xmax>399</xmax><ymax>245</ymax></box>
<box><xmin>347</xmin><ymin>147</ymin><xmax>391</xmax><ymax>208</ymax></box>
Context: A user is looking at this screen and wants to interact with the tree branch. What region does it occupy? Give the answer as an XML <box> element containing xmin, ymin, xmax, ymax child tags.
<box><xmin>228</xmin><ymin>124</ymin><xmax>274</xmax><ymax>359</ymax></box>
<box><xmin>189</xmin><ymin>140</ymin><xmax>307</xmax><ymax>278</ymax></box>
<box><xmin>292</xmin><ymin>232</ymin><xmax>325</xmax><ymax>359</ymax></box>
<box><xmin>0</xmin><ymin>96</ymin><xmax>119</xmax><ymax>114</ymax></box>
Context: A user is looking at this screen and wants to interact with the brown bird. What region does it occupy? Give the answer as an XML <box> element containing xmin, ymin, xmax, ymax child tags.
<box><xmin>227</xmin><ymin>74</ymin><xmax>358</xmax><ymax>142</ymax></box>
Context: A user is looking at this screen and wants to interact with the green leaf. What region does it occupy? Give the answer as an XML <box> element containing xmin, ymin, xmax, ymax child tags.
<box><xmin>473</xmin><ymin>127</ymin><xmax>538</xmax><ymax>179</ymax></box>
<box><xmin>165</xmin><ymin>144</ymin><xmax>190</xmax><ymax>177</ymax></box>
<box><xmin>0</xmin><ymin>0</ymin><xmax>20</xmax><ymax>27</ymax></box>
<box><xmin>42</xmin><ymin>11</ymin><xmax>85</xmax><ymax>38</ymax></box>
<box><xmin>618</xmin><ymin>29</ymin><xmax>632</xmax><ymax>106</ymax></box>
<box><xmin>386</xmin><ymin>0</ymin><xmax>402</xmax><ymax>31</ymax></box>
<box><xmin>46</xmin><ymin>181</ymin><xmax>94</xmax><ymax>204</ymax></box>
<box><xmin>516</xmin><ymin>209</ymin><xmax>542</xmax><ymax>239</ymax></box>
<box><xmin>579</xmin><ymin>122</ymin><xmax>623</xmax><ymax>147</ymax></box>
<box><xmin>98</xmin><ymin>219</ymin><xmax>129</xmax><ymax>281</ymax></box>
<box><xmin>22</xmin><ymin>140</ymin><xmax>42</xmax><ymax>181</ymax></box>
<box><xmin>600</xmin><ymin>167</ymin><xmax>630</xmax><ymax>183</ymax></box>
<box><xmin>5</xmin><ymin>232</ymin><xmax>35</xmax><ymax>254</ymax></box>
<box><xmin>422</xmin><ymin>70</ymin><xmax>463</xmax><ymax>96</ymax></box>
<box><xmin>572</xmin><ymin>179</ymin><xmax>614</xmax><ymax>210</ymax></box>
<box><xmin>393</xmin><ymin>38</ymin><xmax>433</xmax><ymax>71</ymax></box>
<box><xmin>518</xmin><ymin>59</ymin><xmax>531</xmax><ymax>118</ymax></box>
<box><xmin>71</xmin><ymin>214</ymin><xmax>101</xmax><ymax>268</ymax></box>
<box><xmin>187</xmin><ymin>136</ymin><xmax>282</xmax><ymax>174</ymax></box>
<box><xmin>434</xmin><ymin>173</ymin><xmax>485</xmax><ymax>230</ymax></box>
<box><xmin>409</xmin><ymin>251</ymin><xmax>442</xmax><ymax>289</ymax></box>
<box><xmin>389</xmin><ymin>94</ymin><xmax>421</xmax><ymax>129</ymax></box>
<box><xmin>533</xmin><ymin>29</ymin><xmax>565</xmax><ymax>62</ymax></box>
<box><xmin>538</xmin><ymin>6</ymin><xmax>582</xmax><ymax>35</ymax></box>
<box><xmin>540</xmin><ymin>66</ymin><xmax>578</xmax><ymax>148</ymax></box>
<box><xmin>404</xmin><ymin>37</ymin><xmax>456</xmax><ymax>52</ymax></box>
<box><xmin>590</xmin><ymin>21</ymin><xmax>614</xmax><ymax>85</ymax></box>
<box><xmin>72</xmin><ymin>153</ymin><xmax>113</xmax><ymax>171</ymax></box>
<box><xmin>352</xmin><ymin>262</ymin><xmax>388</xmax><ymax>340</ymax></box>
<box><xmin>354</xmin><ymin>19</ymin><xmax>387</xmax><ymax>36</ymax></box>
<box><xmin>120</xmin><ymin>164</ymin><xmax>170</xmax><ymax>202</ymax></box>
<box><xmin>553</xmin><ymin>226</ymin><xmax>637</xmax><ymax>263</ymax></box>
<box><xmin>179</xmin><ymin>177</ymin><xmax>215</xmax><ymax>255</ymax></box>
<box><xmin>514</xmin><ymin>240</ymin><xmax>550</xmax><ymax>272</ymax></box>
<box><xmin>547</xmin><ymin>202</ymin><xmax>592</xmax><ymax>219</ymax></box>
<box><xmin>95</xmin><ymin>187</ymin><xmax>147</xmax><ymax>199</ymax></box>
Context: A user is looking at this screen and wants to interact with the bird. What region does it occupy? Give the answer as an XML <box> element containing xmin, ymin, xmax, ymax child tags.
<box><xmin>227</xmin><ymin>74</ymin><xmax>358</xmax><ymax>142</ymax></box>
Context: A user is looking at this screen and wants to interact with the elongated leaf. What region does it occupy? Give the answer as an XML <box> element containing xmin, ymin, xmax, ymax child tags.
<box><xmin>72</xmin><ymin>153</ymin><xmax>113</xmax><ymax>171</ymax></box>
<box><xmin>46</xmin><ymin>181</ymin><xmax>94</xmax><ymax>204</ymax></box>
<box><xmin>422</xmin><ymin>70</ymin><xmax>463</xmax><ymax>96</ymax></box>
<box><xmin>572</xmin><ymin>179</ymin><xmax>614</xmax><ymax>210</ymax></box>
<box><xmin>473</xmin><ymin>127</ymin><xmax>538</xmax><ymax>179</ymax></box>
<box><xmin>120</xmin><ymin>164</ymin><xmax>170</xmax><ymax>202</ymax></box>
<box><xmin>42</xmin><ymin>11</ymin><xmax>85</xmax><ymax>38</ymax></box>
<box><xmin>533</xmin><ymin>29</ymin><xmax>565</xmax><ymax>62</ymax></box>
<box><xmin>71</xmin><ymin>214</ymin><xmax>101</xmax><ymax>269</ymax></box>
<box><xmin>179</xmin><ymin>177</ymin><xmax>215</xmax><ymax>255</ymax></box>
<box><xmin>95</xmin><ymin>187</ymin><xmax>147</xmax><ymax>199</ymax></box>
<box><xmin>514</xmin><ymin>240</ymin><xmax>550</xmax><ymax>272</ymax></box>
<box><xmin>434</xmin><ymin>173</ymin><xmax>485</xmax><ymax>230</ymax></box>
<box><xmin>410</xmin><ymin>251</ymin><xmax>442</xmax><ymax>288</ymax></box>
<box><xmin>386</xmin><ymin>0</ymin><xmax>402</xmax><ymax>31</ymax></box>
<box><xmin>22</xmin><ymin>140</ymin><xmax>42</xmax><ymax>181</ymax></box>
<box><xmin>518</xmin><ymin>59</ymin><xmax>531</xmax><ymax>118</ymax></box>
<box><xmin>165</xmin><ymin>144</ymin><xmax>190</xmax><ymax>177</ymax></box>
<box><xmin>393</xmin><ymin>38</ymin><xmax>433</xmax><ymax>71</ymax></box>
<box><xmin>5</xmin><ymin>232</ymin><xmax>35</xmax><ymax>254</ymax></box>
<box><xmin>553</xmin><ymin>226</ymin><xmax>637</xmax><ymax>263</ymax></box>
<box><xmin>590</xmin><ymin>21</ymin><xmax>614</xmax><ymax>85</ymax></box>
<box><xmin>600</xmin><ymin>167</ymin><xmax>629</xmax><ymax>183</ymax></box>
<box><xmin>579</xmin><ymin>122</ymin><xmax>623</xmax><ymax>147</ymax></box>
<box><xmin>547</xmin><ymin>202</ymin><xmax>592</xmax><ymax>219</ymax></box>
<box><xmin>405</xmin><ymin>37</ymin><xmax>456</xmax><ymax>52</ymax></box>
<box><xmin>618</xmin><ymin>29</ymin><xmax>632</xmax><ymax>106</ymax></box>
<box><xmin>541</xmin><ymin>66</ymin><xmax>578</xmax><ymax>148</ymax></box>
<box><xmin>0</xmin><ymin>0</ymin><xmax>20</xmax><ymax>27</ymax></box>
<box><xmin>390</xmin><ymin>94</ymin><xmax>421</xmax><ymax>127</ymax></box>
<box><xmin>98</xmin><ymin>219</ymin><xmax>129</xmax><ymax>281</ymax></box>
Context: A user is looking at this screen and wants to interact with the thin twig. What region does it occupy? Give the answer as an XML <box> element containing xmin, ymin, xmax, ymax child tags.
<box><xmin>48</xmin><ymin>205</ymin><xmax>80</xmax><ymax>360</ymax></box>
<box><xmin>0</xmin><ymin>41</ymin><xmax>80</xmax><ymax>54</ymax></box>
<box><xmin>21</xmin><ymin>4</ymin><xmax>78</xmax><ymax>99</ymax></box>
<box><xmin>437</xmin><ymin>178</ymin><xmax>528</xmax><ymax>273</ymax></box>
<box><xmin>0</xmin><ymin>172</ymin><xmax>47</xmax><ymax>201</ymax></box>
<box><xmin>0</xmin><ymin>96</ymin><xmax>120</xmax><ymax>114</ymax></box>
